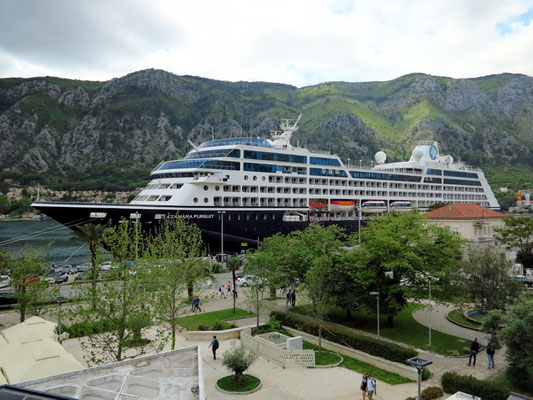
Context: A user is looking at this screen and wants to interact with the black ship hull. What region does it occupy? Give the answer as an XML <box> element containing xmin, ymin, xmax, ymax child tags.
<box><xmin>31</xmin><ymin>202</ymin><xmax>364</xmax><ymax>253</ymax></box>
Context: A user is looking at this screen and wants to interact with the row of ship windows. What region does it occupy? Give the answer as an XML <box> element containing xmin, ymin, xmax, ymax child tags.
<box><xmin>426</xmin><ymin>168</ymin><xmax>479</xmax><ymax>178</ymax></box>
<box><xmin>154</xmin><ymin>163</ymin><xmax>481</xmax><ymax>185</ymax></box>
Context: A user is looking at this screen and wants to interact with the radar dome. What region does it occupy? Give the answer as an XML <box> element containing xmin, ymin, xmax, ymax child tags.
<box><xmin>374</xmin><ymin>151</ymin><xmax>387</xmax><ymax>164</ymax></box>
<box><xmin>412</xmin><ymin>148</ymin><xmax>424</xmax><ymax>161</ymax></box>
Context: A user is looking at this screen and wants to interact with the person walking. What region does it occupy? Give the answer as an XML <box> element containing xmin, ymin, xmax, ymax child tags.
<box><xmin>286</xmin><ymin>291</ymin><xmax>291</xmax><ymax>306</ymax></box>
<box><xmin>468</xmin><ymin>338</ymin><xmax>480</xmax><ymax>366</ymax></box>
<box><xmin>366</xmin><ymin>375</ymin><xmax>376</xmax><ymax>399</ymax></box>
<box><xmin>226</xmin><ymin>280</ymin><xmax>232</xmax><ymax>298</ymax></box>
<box><xmin>290</xmin><ymin>290</ymin><xmax>296</xmax><ymax>307</ymax></box>
<box><xmin>360</xmin><ymin>373</ymin><xmax>368</xmax><ymax>400</ymax></box>
<box><xmin>219</xmin><ymin>284</ymin><xmax>226</xmax><ymax>299</ymax></box>
<box><xmin>233</xmin><ymin>283</ymin><xmax>238</xmax><ymax>299</ymax></box>
<box><xmin>208</xmin><ymin>335</ymin><xmax>219</xmax><ymax>360</ymax></box>
<box><xmin>192</xmin><ymin>297</ymin><xmax>201</xmax><ymax>312</ymax></box>
<box><xmin>487</xmin><ymin>342</ymin><xmax>496</xmax><ymax>369</ymax></box>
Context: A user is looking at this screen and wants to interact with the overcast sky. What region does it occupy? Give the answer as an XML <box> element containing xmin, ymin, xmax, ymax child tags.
<box><xmin>1</xmin><ymin>0</ymin><xmax>532</xmax><ymax>87</ymax></box>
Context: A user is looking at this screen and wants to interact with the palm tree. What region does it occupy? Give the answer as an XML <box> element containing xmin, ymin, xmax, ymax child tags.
<box><xmin>72</xmin><ymin>223</ymin><xmax>107</xmax><ymax>309</ymax></box>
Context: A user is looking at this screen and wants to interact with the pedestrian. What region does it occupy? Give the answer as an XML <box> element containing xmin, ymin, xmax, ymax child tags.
<box><xmin>366</xmin><ymin>375</ymin><xmax>376</xmax><ymax>399</ymax></box>
<box><xmin>286</xmin><ymin>291</ymin><xmax>291</xmax><ymax>306</ymax></box>
<box><xmin>226</xmin><ymin>280</ymin><xmax>232</xmax><ymax>298</ymax></box>
<box><xmin>208</xmin><ymin>335</ymin><xmax>219</xmax><ymax>360</ymax></box>
<box><xmin>233</xmin><ymin>283</ymin><xmax>238</xmax><ymax>299</ymax></box>
<box><xmin>290</xmin><ymin>290</ymin><xmax>296</xmax><ymax>307</ymax></box>
<box><xmin>219</xmin><ymin>284</ymin><xmax>226</xmax><ymax>299</ymax></box>
<box><xmin>360</xmin><ymin>373</ymin><xmax>368</xmax><ymax>400</ymax></box>
<box><xmin>468</xmin><ymin>337</ymin><xmax>479</xmax><ymax>366</ymax></box>
<box><xmin>487</xmin><ymin>342</ymin><xmax>496</xmax><ymax>369</ymax></box>
<box><xmin>192</xmin><ymin>297</ymin><xmax>201</xmax><ymax>312</ymax></box>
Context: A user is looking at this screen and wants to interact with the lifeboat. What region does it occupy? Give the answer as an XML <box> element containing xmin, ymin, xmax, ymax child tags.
<box><xmin>390</xmin><ymin>200</ymin><xmax>412</xmax><ymax>211</ymax></box>
<box><xmin>361</xmin><ymin>200</ymin><xmax>387</xmax><ymax>213</ymax></box>
<box><xmin>309</xmin><ymin>201</ymin><xmax>328</xmax><ymax>209</ymax></box>
<box><xmin>330</xmin><ymin>200</ymin><xmax>355</xmax><ymax>212</ymax></box>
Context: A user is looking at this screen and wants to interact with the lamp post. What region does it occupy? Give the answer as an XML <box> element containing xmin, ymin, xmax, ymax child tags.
<box><xmin>56</xmin><ymin>296</ymin><xmax>67</xmax><ymax>344</ymax></box>
<box><xmin>358</xmin><ymin>205</ymin><xmax>362</xmax><ymax>244</ymax></box>
<box><xmin>217</xmin><ymin>211</ymin><xmax>226</xmax><ymax>267</ymax></box>
<box><xmin>407</xmin><ymin>357</ymin><xmax>433</xmax><ymax>400</ymax></box>
<box><xmin>370</xmin><ymin>291</ymin><xmax>380</xmax><ymax>337</ymax></box>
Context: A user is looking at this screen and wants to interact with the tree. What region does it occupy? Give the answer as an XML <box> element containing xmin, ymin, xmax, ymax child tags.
<box><xmin>0</xmin><ymin>195</ymin><xmax>11</xmax><ymax>214</ymax></box>
<box><xmin>244</xmin><ymin>256</ymin><xmax>270</xmax><ymax>329</ymax></box>
<box><xmin>481</xmin><ymin>310</ymin><xmax>506</xmax><ymax>346</ymax></box>
<box><xmin>456</xmin><ymin>244</ymin><xmax>523</xmax><ymax>311</ymax></box>
<box><xmin>11</xmin><ymin>247</ymin><xmax>51</xmax><ymax>322</ymax></box>
<box><xmin>304</xmin><ymin>255</ymin><xmax>333</xmax><ymax>354</ymax></box>
<box><xmin>72</xmin><ymin>223</ymin><xmax>107</xmax><ymax>309</ymax></box>
<box><xmin>221</xmin><ymin>343</ymin><xmax>257</xmax><ymax>386</ymax></box>
<box><xmin>353</xmin><ymin>211</ymin><xmax>464</xmax><ymax>327</ymax></box>
<box><xmin>0</xmin><ymin>249</ymin><xmax>12</xmax><ymax>275</ymax></box>
<box><xmin>499</xmin><ymin>298</ymin><xmax>533</xmax><ymax>369</ymax></box>
<box><xmin>146</xmin><ymin>217</ymin><xmax>210</xmax><ymax>350</ymax></box>
<box><xmin>495</xmin><ymin>216</ymin><xmax>533</xmax><ymax>275</ymax></box>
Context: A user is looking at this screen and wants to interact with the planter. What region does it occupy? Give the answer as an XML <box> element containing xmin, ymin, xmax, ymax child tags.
<box><xmin>311</xmin><ymin>352</ymin><xmax>343</xmax><ymax>368</ymax></box>
<box><xmin>215</xmin><ymin>374</ymin><xmax>262</xmax><ymax>395</ymax></box>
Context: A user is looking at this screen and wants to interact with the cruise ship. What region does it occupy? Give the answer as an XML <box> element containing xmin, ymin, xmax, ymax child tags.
<box><xmin>32</xmin><ymin>116</ymin><xmax>500</xmax><ymax>252</ymax></box>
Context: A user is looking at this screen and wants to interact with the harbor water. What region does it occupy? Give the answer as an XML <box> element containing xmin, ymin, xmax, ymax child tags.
<box><xmin>0</xmin><ymin>219</ymin><xmax>90</xmax><ymax>265</ymax></box>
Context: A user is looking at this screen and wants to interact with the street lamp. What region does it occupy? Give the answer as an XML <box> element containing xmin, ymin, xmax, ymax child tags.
<box><xmin>217</xmin><ymin>211</ymin><xmax>226</xmax><ymax>267</ymax></box>
<box><xmin>369</xmin><ymin>291</ymin><xmax>380</xmax><ymax>337</ymax></box>
<box><xmin>406</xmin><ymin>357</ymin><xmax>433</xmax><ymax>400</ymax></box>
<box><xmin>56</xmin><ymin>296</ymin><xmax>67</xmax><ymax>344</ymax></box>
<box><xmin>358</xmin><ymin>205</ymin><xmax>362</xmax><ymax>244</ymax></box>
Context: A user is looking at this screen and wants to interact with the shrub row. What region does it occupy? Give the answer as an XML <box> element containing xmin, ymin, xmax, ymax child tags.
<box><xmin>441</xmin><ymin>372</ymin><xmax>508</xmax><ymax>400</ymax></box>
<box><xmin>271</xmin><ymin>310</ymin><xmax>417</xmax><ymax>364</ymax></box>
<box><xmin>59</xmin><ymin>319</ymin><xmax>116</xmax><ymax>338</ymax></box>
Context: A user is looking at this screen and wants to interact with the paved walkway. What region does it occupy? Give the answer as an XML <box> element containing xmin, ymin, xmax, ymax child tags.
<box><xmin>411</xmin><ymin>301</ymin><xmax>506</xmax><ymax>385</ymax></box>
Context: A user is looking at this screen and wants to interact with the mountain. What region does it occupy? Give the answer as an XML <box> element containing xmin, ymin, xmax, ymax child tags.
<box><xmin>1</xmin><ymin>69</ymin><xmax>532</xmax><ymax>206</ymax></box>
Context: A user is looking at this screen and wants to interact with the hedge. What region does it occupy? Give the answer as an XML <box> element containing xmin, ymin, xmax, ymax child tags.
<box><xmin>59</xmin><ymin>319</ymin><xmax>116</xmax><ymax>338</ymax></box>
<box><xmin>271</xmin><ymin>310</ymin><xmax>417</xmax><ymax>364</ymax></box>
<box><xmin>441</xmin><ymin>372</ymin><xmax>508</xmax><ymax>400</ymax></box>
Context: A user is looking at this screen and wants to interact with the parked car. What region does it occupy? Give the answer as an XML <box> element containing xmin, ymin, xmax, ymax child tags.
<box><xmin>76</xmin><ymin>264</ymin><xmax>90</xmax><ymax>272</ymax></box>
<box><xmin>58</xmin><ymin>265</ymin><xmax>74</xmax><ymax>274</ymax></box>
<box><xmin>0</xmin><ymin>275</ymin><xmax>11</xmax><ymax>288</ymax></box>
<box><xmin>236</xmin><ymin>275</ymin><xmax>263</xmax><ymax>287</ymax></box>
<box><xmin>100</xmin><ymin>262</ymin><xmax>115</xmax><ymax>271</ymax></box>
<box><xmin>54</xmin><ymin>273</ymin><xmax>69</xmax><ymax>284</ymax></box>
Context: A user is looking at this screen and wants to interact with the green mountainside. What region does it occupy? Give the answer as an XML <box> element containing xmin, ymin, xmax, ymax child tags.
<box><xmin>1</xmin><ymin>69</ymin><xmax>532</xmax><ymax>207</ymax></box>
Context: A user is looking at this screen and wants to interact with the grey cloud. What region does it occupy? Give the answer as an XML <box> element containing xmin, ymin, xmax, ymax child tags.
<box><xmin>0</xmin><ymin>0</ymin><xmax>183</xmax><ymax>73</ymax></box>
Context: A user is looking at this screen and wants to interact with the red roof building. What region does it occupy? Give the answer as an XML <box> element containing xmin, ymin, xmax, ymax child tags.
<box><xmin>425</xmin><ymin>203</ymin><xmax>506</xmax><ymax>243</ymax></box>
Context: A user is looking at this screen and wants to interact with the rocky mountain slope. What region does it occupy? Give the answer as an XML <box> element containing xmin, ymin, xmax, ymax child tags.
<box><xmin>0</xmin><ymin>69</ymin><xmax>532</xmax><ymax>204</ymax></box>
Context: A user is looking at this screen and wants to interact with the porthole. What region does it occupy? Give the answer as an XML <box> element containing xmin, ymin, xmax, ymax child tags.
<box><xmin>244</xmin><ymin>175</ymin><xmax>249</xmax><ymax>180</ymax></box>
<box><xmin>215</xmin><ymin>186</ymin><xmax>220</xmax><ymax>191</ymax></box>
<box><xmin>203</xmin><ymin>185</ymin><xmax>208</xmax><ymax>191</ymax></box>
<box><xmin>204</xmin><ymin>197</ymin><xmax>209</xmax><ymax>203</ymax></box>
<box><xmin>262</xmin><ymin>176</ymin><xmax>266</xmax><ymax>181</ymax></box>
<box><xmin>253</xmin><ymin>176</ymin><xmax>257</xmax><ymax>181</ymax></box>
<box><xmin>193</xmin><ymin>197</ymin><xmax>198</xmax><ymax>203</ymax></box>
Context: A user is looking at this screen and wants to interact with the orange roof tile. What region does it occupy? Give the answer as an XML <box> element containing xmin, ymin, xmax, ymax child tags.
<box><xmin>424</xmin><ymin>203</ymin><xmax>505</xmax><ymax>220</ymax></box>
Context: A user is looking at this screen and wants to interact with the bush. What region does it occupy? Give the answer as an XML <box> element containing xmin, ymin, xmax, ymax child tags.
<box><xmin>198</xmin><ymin>324</ymin><xmax>209</xmax><ymax>331</ymax></box>
<box><xmin>211</xmin><ymin>263</ymin><xmax>223</xmax><ymax>274</ymax></box>
<box><xmin>506</xmin><ymin>366</ymin><xmax>533</xmax><ymax>393</ymax></box>
<box><xmin>441</xmin><ymin>372</ymin><xmax>508</xmax><ymax>400</ymax></box>
<box><xmin>61</xmin><ymin>319</ymin><xmax>116</xmax><ymax>338</ymax></box>
<box><xmin>422</xmin><ymin>368</ymin><xmax>432</xmax><ymax>381</ymax></box>
<box><xmin>222</xmin><ymin>343</ymin><xmax>257</xmax><ymax>386</ymax></box>
<box><xmin>212</xmin><ymin>320</ymin><xmax>225</xmax><ymax>331</ymax></box>
<box><xmin>421</xmin><ymin>386</ymin><xmax>443</xmax><ymax>400</ymax></box>
<box><xmin>271</xmin><ymin>310</ymin><xmax>417</xmax><ymax>364</ymax></box>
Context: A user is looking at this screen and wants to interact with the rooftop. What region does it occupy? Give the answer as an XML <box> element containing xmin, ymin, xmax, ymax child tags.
<box><xmin>425</xmin><ymin>203</ymin><xmax>505</xmax><ymax>220</ymax></box>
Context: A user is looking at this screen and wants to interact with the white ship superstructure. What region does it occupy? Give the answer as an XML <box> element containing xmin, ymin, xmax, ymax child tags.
<box><xmin>130</xmin><ymin>118</ymin><xmax>499</xmax><ymax>215</ymax></box>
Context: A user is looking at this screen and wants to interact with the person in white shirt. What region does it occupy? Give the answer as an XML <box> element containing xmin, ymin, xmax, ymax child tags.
<box><xmin>366</xmin><ymin>375</ymin><xmax>377</xmax><ymax>399</ymax></box>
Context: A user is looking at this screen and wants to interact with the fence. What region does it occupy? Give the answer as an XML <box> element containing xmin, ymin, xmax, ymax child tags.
<box><xmin>240</xmin><ymin>328</ymin><xmax>315</xmax><ymax>368</ymax></box>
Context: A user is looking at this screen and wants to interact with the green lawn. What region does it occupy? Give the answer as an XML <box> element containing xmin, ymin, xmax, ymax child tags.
<box><xmin>302</xmin><ymin>341</ymin><xmax>342</xmax><ymax>365</ymax></box>
<box><xmin>177</xmin><ymin>308</ymin><xmax>255</xmax><ymax>331</ymax></box>
<box><xmin>447</xmin><ymin>309</ymin><xmax>481</xmax><ymax>330</ymax></box>
<box><xmin>217</xmin><ymin>374</ymin><xmax>261</xmax><ymax>392</ymax></box>
<box><xmin>292</xmin><ymin>303</ymin><xmax>470</xmax><ymax>357</ymax></box>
